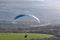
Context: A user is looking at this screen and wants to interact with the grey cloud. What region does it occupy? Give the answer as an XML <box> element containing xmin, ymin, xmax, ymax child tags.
<box><xmin>0</xmin><ymin>1</ymin><xmax>60</xmax><ymax>25</ymax></box>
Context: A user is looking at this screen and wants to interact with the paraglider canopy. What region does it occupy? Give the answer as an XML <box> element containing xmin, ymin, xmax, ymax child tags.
<box><xmin>14</xmin><ymin>14</ymin><xmax>40</xmax><ymax>23</ymax></box>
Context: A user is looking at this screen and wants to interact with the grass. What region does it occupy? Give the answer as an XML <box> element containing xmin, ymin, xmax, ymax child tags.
<box><xmin>0</xmin><ymin>33</ymin><xmax>54</xmax><ymax>40</ymax></box>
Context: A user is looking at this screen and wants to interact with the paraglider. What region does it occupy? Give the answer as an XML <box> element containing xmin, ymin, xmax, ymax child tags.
<box><xmin>13</xmin><ymin>14</ymin><xmax>40</xmax><ymax>23</ymax></box>
<box><xmin>13</xmin><ymin>14</ymin><xmax>40</xmax><ymax>39</ymax></box>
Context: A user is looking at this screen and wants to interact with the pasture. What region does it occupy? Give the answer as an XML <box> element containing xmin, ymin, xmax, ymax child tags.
<box><xmin>0</xmin><ymin>33</ymin><xmax>54</xmax><ymax>40</ymax></box>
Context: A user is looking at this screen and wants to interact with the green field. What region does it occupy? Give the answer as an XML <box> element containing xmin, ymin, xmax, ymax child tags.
<box><xmin>0</xmin><ymin>33</ymin><xmax>54</xmax><ymax>40</ymax></box>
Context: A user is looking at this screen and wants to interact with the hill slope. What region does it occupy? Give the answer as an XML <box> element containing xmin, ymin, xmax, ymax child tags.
<box><xmin>0</xmin><ymin>33</ymin><xmax>54</xmax><ymax>40</ymax></box>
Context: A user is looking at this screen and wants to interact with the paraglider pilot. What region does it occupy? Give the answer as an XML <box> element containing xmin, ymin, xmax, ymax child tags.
<box><xmin>24</xmin><ymin>35</ymin><xmax>28</xmax><ymax>38</ymax></box>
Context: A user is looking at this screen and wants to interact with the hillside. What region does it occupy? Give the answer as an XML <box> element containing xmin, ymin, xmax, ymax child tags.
<box><xmin>0</xmin><ymin>33</ymin><xmax>54</xmax><ymax>40</ymax></box>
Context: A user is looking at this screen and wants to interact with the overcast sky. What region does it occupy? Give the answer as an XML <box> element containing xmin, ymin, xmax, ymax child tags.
<box><xmin>0</xmin><ymin>0</ymin><xmax>60</xmax><ymax>25</ymax></box>
<box><xmin>0</xmin><ymin>0</ymin><xmax>45</xmax><ymax>2</ymax></box>
<box><xmin>0</xmin><ymin>0</ymin><xmax>60</xmax><ymax>2</ymax></box>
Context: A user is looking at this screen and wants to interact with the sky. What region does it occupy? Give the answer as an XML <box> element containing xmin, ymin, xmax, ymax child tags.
<box><xmin>0</xmin><ymin>0</ymin><xmax>44</xmax><ymax>2</ymax></box>
<box><xmin>45</xmin><ymin>0</ymin><xmax>60</xmax><ymax>2</ymax></box>
<box><xmin>0</xmin><ymin>0</ymin><xmax>60</xmax><ymax>2</ymax></box>
<box><xmin>0</xmin><ymin>0</ymin><xmax>60</xmax><ymax>25</ymax></box>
